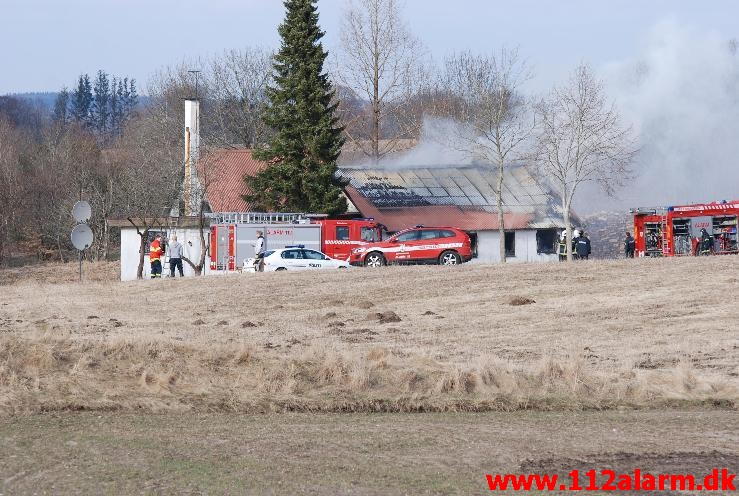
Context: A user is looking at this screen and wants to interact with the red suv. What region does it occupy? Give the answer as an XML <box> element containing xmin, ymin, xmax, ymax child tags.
<box><xmin>350</xmin><ymin>227</ymin><xmax>473</xmax><ymax>267</ymax></box>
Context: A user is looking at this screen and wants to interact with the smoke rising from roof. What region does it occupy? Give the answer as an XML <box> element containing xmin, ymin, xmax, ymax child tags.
<box><xmin>351</xmin><ymin>20</ymin><xmax>738</xmax><ymax>214</ymax></box>
<box><xmin>341</xmin><ymin>117</ymin><xmax>476</xmax><ymax>170</ymax></box>
<box><xmin>590</xmin><ymin>19</ymin><xmax>739</xmax><ymax>211</ymax></box>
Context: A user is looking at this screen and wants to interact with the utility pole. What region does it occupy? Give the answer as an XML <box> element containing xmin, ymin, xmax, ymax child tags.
<box><xmin>188</xmin><ymin>70</ymin><xmax>202</xmax><ymax>99</ymax></box>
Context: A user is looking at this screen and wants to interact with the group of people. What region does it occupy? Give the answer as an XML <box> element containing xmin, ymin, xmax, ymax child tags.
<box><xmin>558</xmin><ymin>230</ymin><xmax>592</xmax><ymax>261</ymax></box>
<box><xmin>148</xmin><ymin>234</ymin><xmax>185</xmax><ymax>278</ymax></box>
<box><xmin>623</xmin><ymin>228</ymin><xmax>716</xmax><ymax>258</ymax></box>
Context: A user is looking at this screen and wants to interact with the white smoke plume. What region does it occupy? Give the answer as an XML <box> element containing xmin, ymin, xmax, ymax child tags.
<box><xmin>349</xmin><ymin>20</ymin><xmax>739</xmax><ymax>215</ymax></box>
<box><xmin>342</xmin><ymin>117</ymin><xmax>476</xmax><ymax>169</ymax></box>
<box><xmin>592</xmin><ymin>19</ymin><xmax>739</xmax><ymax>211</ymax></box>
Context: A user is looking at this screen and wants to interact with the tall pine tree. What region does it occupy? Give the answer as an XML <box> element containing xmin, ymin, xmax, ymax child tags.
<box><xmin>246</xmin><ymin>0</ymin><xmax>346</xmax><ymax>215</ymax></box>
<box><xmin>91</xmin><ymin>70</ymin><xmax>111</xmax><ymax>135</ymax></box>
<box><xmin>52</xmin><ymin>87</ymin><xmax>70</xmax><ymax>125</ymax></box>
<box><xmin>70</xmin><ymin>74</ymin><xmax>93</xmax><ymax>127</ymax></box>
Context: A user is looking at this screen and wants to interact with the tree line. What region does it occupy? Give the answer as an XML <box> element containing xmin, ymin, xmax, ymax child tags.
<box><xmin>0</xmin><ymin>0</ymin><xmax>637</xmax><ymax>267</ymax></box>
<box><xmin>52</xmin><ymin>71</ymin><xmax>139</xmax><ymax>141</ymax></box>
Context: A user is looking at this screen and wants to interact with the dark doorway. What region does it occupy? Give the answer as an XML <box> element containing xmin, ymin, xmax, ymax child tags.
<box><xmin>504</xmin><ymin>231</ymin><xmax>516</xmax><ymax>258</ymax></box>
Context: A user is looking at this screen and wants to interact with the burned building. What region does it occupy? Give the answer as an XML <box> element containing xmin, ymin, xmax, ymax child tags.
<box><xmin>337</xmin><ymin>164</ymin><xmax>574</xmax><ymax>264</ymax></box>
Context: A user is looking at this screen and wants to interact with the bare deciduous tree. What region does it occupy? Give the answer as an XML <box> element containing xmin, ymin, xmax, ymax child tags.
<box><xmin>0</xmin><ymin>119</ymin><xmax>26</xmax><ymax>265</ymax></box>
<box><xmin>148</xmin><ymin>50</ymin><xmax>272</xmax><ymax>151</ymax></box>
<box><xmin>336</xmin><ymin>0</ymin><xmax>426</xmax><ymax>161</ymax></box>
<box><xmin>114</xmin><ymin>120</ymin><xmax>182</xmax><ymax>279</ymax></box>
<box><xmin>207</xmin><ymin>48</ymin><xmax>273</xmax><ymax>148</ymax></box>
<box><xmin>178</xmin><ymin>143</ymin><xmax>227</xmax><ymax>277</ymax></box>
<box><xmin>535</xmin><ymin>63</ymin><xmax>637</xmax><ymax>261</ymax></box>
<box><xmin>432</xmin><ymin>48</ymin><xmax>535</xmax><ymax>263</ymax></box>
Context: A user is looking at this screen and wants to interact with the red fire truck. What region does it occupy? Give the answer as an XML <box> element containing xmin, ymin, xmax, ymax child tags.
<box><xmin>209</xmin><ymin>213</ymin><xmax>383</xmax><ymax>271</ymax></box>
<box><xmin>632</xmin><ymin>200</ymin><xmax>739</xmax><ymax>257</ymax></box>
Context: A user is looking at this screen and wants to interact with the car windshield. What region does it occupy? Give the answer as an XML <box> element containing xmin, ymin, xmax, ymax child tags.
<box><xmin>258</xmin><ymin>250</ymin><xmax>275</xmax><ymax>259</ymax></box>
<box><xmin>361</xmin><ymin>227</ymin><xmax>379</xmax><ymax>242</ymax></box>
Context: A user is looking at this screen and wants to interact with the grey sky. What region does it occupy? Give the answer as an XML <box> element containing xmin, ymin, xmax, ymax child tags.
<box><xmin>1</xmin><ymin>0</ymin><xmax>736</xmax><ymax>95</ymax></box>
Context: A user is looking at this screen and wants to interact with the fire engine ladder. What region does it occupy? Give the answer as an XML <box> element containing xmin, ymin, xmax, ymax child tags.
<box><xmin>208</xmin><ymin>212</ymin><xmax>322</xmax><ymax>224</ymax></box>
<box><xmin>660</xmin><ymin>215</ymin><xmax>670</xmax><ymax>255</ymax></box>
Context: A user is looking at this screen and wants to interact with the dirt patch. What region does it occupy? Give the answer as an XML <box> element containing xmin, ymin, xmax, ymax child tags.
<box><xmin>366</xmin><ymin>311</ymin><xmax>402</xmax><ymax>324</ymax></box>
<box><xmin>635</xmin><ymin>354</ymin><xmax>678</xmax><ymax>370</ymax></box>
<box><xmin>354</xmin><ymin>300</ymin><xmax>375</xmax><ymax>309</ymax></box>
<box><xmin>192</xmin><ymin>319</ymin><xmax>206</xmax><ymax>325</ymax></box>
<box><xmin>241</xmin><ymin>321</ymin><xmax>258</xmax><ymax>328</ymax></box>
<box><xmin>508</xmin><ymin>296</ymin><xmax>536</xmax><ymax>306</ymax></box>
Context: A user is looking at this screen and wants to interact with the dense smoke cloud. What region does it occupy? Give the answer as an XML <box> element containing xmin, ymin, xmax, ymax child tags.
<box><xmin>591</xmin><ymin>20</ymin><xmax>739</xmax><ymax>212</ymax></box>
<box><xmin>345</xmin><ymin>117</ymin><xmax>477</xmax><ymax>169</ymax></box>
<box><xmin>353</xmin><ymin>20</ymin><xmax>739</xmax><ymax>215</ymax></box>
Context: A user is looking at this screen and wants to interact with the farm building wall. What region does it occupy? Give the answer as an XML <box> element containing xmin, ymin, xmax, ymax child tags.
<box><xmin>120</xmin><ymin>227</ymin><xmax>211</xmax><ymax>281</ymax></box>
<box><xmin>472</xmin><ymin>229</ymin><xmax>559</xmax><ymax>264</ymax></box>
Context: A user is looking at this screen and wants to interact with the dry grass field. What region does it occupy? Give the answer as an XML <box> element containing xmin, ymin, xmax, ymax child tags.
<box><xmin>1</xmin><ymin>258</ymin><xmax>738</xmax><ymax>494</ymax></box>
<box><xmin>1</xmin><ymin>410</ymin><xmax>737</xmax><ymax>495</ymax></box>
<box><xmin>1</xmin><ymin>256</ymin><xmax>737</xmax><ymax>414</ymax></box>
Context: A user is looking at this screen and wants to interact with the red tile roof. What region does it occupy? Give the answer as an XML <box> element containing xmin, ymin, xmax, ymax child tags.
<box><xmin>198</xmin><ymin>149</ymin><xmax>566</xmax><ymax>234</ymax></box>
<box><xmin>345</xmin><ymin>186</ymin><xmax>533</xmax><ymax>231</ymax></box>
<box><xmin>200</xmin><ymin>149</ymin><xmax>267</xmax><ymax>212</ymax></box>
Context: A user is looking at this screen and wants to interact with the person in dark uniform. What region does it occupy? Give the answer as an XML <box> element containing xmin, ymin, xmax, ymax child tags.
<box><xmin>571</xmin><ymin>229</ymin><xmax>581</xmax><ymax>260</ymax></box>
<box><xmin>575</xmin><ymin>231</ymin><xmax>592</xmax><ymax>260</ymax></box>
<box><xmin>699</xmin><ymin>228</ymin><xmax>713</xmax><ymax>256</ymax></box>
<box><xmin>624</xmin><ymin>232</ymin><xmax>636</xmax><ymax>258</ymax></box>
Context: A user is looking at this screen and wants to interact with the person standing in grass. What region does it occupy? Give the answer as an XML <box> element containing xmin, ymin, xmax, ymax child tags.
<box><xmin>624</xmin><ymin>232</ymin><xmax>636</xmax><ymax>258</ymax></box>
<box><xmin>253</xmin><ymin>230</ymin><xmax>265</xmax><ymax>272</ymax></box>
<box><xmin>149</xmin><ymin>234</ymin><xmax>164</xmax><ymax>278</ymax></box>
<box><xmin>575</xmin><ymin>231</ymin><xmax>592</xmax><ymax>260</ymax></box>
<box><xmin>168</xmin><ymin>235</ymin><xmax>184</xmax><ymax>277</ymax></box>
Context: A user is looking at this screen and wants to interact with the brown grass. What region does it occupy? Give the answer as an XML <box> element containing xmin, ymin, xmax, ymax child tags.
<box><xmin>0</xmin><ymin>260</ymin><xmax>118</xmax><ymax>285</ymax></box>
<box><xmin>1</xmin><ymin>256</ymin><xmax>737</xmax><ymax>414</ymax></box>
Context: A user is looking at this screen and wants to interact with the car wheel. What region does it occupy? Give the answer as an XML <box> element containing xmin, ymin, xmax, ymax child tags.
<box><xmin>364</xmin><ymin>252</ymin><xmax>386</xmax><ymax>268</ymax></box>
<box><xmin>276</xmin><ymin>267</ymin><xmax>287</xmax><ymax>271</ymax></box>
<box><xmin>439</xmin><ymin>250</ymin><xmax>461</xmax><ymax>266</ymax></box>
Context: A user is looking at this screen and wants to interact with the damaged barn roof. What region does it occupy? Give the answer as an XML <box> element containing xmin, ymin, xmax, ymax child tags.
<box><xmin>337</xmin><ymin>165</ymin><xmax>572</xmax><ymax>232</ymax></box>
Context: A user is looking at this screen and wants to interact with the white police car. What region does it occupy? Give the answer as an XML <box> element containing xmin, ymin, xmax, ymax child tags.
<box><xmin>245</xmin><ymin>245</ymin><xmax>351</xmax><ymax>272</ymax></box>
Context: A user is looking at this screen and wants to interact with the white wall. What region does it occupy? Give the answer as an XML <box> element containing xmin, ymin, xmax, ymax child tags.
<box><xmin>120</xmin><ymin>227</ymin><xmax>212</xmax><ymax>281</ymax></box>
<box><xmin>471</xmin><ymin>229</ymin><xmax>559</xmax><ymax>264</ymax></box>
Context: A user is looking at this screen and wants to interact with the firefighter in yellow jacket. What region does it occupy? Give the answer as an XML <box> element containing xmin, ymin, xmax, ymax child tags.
<box><xmin>149</xmin><ymin>234</ymin><xmax>164</xmax><ymax>278</ymax></box>
<box><xmin>558</xmin><ymin>231</ymin><xmax>568</xmax><ymax>261</ymax></box>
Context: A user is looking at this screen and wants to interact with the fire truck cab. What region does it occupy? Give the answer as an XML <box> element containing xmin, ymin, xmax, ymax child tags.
<box><xmin>312</xmin><ymin>219</ymin><xmax>382</xmax><ymax>261</ymax></box>
<box><xmin>632</xmin><ymin>200</ymin><xmax>739</xmax><ymax>257</ymax></box>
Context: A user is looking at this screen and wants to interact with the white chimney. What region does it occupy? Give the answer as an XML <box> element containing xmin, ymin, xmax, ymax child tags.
<box><xmin>183</xmin><ymin>99</ymin><xmax>201</xmax><ymax>216</ymax></box>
